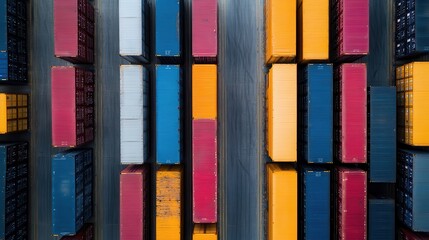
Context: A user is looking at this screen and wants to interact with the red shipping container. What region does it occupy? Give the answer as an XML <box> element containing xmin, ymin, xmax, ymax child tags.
<box><xmin>52</xmin><ymin>67</ymin><xmax>94</xmax><ymax>147</ymax></box>
<box><xmin>337</xmin><ymin>168</ymin><xmax>367</xmax><ymax>240</ymax></box>
<box><xmin>54</xmin><ymin>0</ymin><xmax>94</xmax><ymax>63</ymax></box>
<box><xmin>120</xmin><ymin>165</ymin><xmax>149</xmax><ymax>240</ymax></box>
<box><xmin>193</xmin><ymin>119</ymin><xmax>217</xmax><ymax>223</ymax></box>
<box><xmin>340</xmin><ymin>0</ymin><xmax>369</xmax><ymax>56</ymax></box>
<box><xmin>192</xmin><ymin>0</ymin><xmax>217</xmax><ymax>61</ymax></box>
<box><xmin>339</xmin><ymin>64</ymin><xmax>367</xmax><ymax>163</ymax></box>
<box><xmin>61</xmin><ymin>224</ymin><xmax>94</xmax><ymax>240</ymax></box>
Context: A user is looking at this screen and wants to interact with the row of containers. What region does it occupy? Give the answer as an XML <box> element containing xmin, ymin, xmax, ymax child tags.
<box><xmin>0</xmin><ymin>0</ymin><xmax>30</xmax><ymax>239</ymax></box>
<box><xmin>119</xmin><ymin>0</ymin><xmax>219</xmax><ymax>239</ymax></box>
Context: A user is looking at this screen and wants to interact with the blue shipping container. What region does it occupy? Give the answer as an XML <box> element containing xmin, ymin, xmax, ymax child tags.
<box><xmin>52</xmin><ymin>149</ymin><xmax>93</xmax><ymax>236</ymax></box>
<box><xmin>369</xmin><ymin>87</ymin><xmax>396</xmax><ymax>183</ymax></box>
<box><xmin>155</xmin><ymin>0</ymin><xmax>181</xmax><ymax>57</ymax></box>
<box><xmin>156</xmin><ymin>65</ymin><xmax>181</xmax><ymax>164</ymax></box>
<box><xmin>302</xmin><ymin>167</ymin><xmax>330</xmax><ymax>240</ymax></box>
<box><xmin>299</xmin><ymin>64</ymin><xmax>333</xmax><ymax>163</ymax></box>
<box><xmin>368</xmin><ymin>197</ymin><xmax>395</xmax><ymax>240</ymax></box>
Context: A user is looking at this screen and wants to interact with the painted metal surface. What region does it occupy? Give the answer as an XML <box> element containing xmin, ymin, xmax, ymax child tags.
<box><xmin>192</xmin><ymin>0</ymin><xmax>217</xmax><ymax>60</ymax></box>
<box><xmin>192</xmin><ymin>224</ymin><xmax>217</xmax><ymax>240</ymax></box>
<box><xmin>155</xmin><ymin>0</ymin><xmax>181</xmax><ymax>57</ymax></box>
<box><xmin>368</xmin><ymin>198</ymin><xmax>395</xmax><ymax>240</ymax></box>
<box><xmin>192</xmin><ymin>64</ymin><xmax>217</xmax><ymax>119</ymax></box>
<box><xmin>0</xmin><ymin>93</ymin><xmax>28</xmax><ymax>134</ymax></box>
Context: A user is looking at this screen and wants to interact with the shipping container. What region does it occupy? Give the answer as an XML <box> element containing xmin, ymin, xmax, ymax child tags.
<box><xmin>156</xmin><ymin>165</ymin><xmax>182</xmax><ymax>240</ymax></box>
<box><xmin>297</xmin><ymin>0</ymin><xmax>329</xmax><ymax>61</ymax></box>
<box><xmin>61</xmin><ymin>224</ymin><xmax>94</xmax><ymax>240</ymax></box>
<box><xmin>397</xmin><ymin>149</ymin><xmax>429</xmax><ymax>232</ymax></box>
<box><xmin>54</xmin><ymin>0</ymin><xmax>95</xmax><ymax>63</ymax></box>
<box><xmin>368</xmin><ymin>87</ymin><xmax>396</xmax><ymax>183</ymax></box>
<box><xmin>119</xmin><ymin>0</ymin><xmax>149</xmax><ymax>63</ymax></box>
<box><xmin>51</xmin><ymin>66</ymin><xmax>95</xmax><ymax>147</ymax></box>
<box><xmin>330</xmin><ymin>0</ymin><xmax>369</xmax><ymax>61</ymax></box>
<box><xmin>298</xmin><ymin>64</ymin><xmax>333</xmax><ymax>163</ymax></box>
<box><xmin>120</xmin><ymin>65</ymin><xmax>149</xmax><ymax>164</ymax></box>
<box><xmin>0</xmin><ymin>93</ymin><xmax>28</xmax><ymax>134</ymax></box>
<box><xmin>267</xmin><ymin>64</ymin><xmax>297</xmax><ymax>162</ymax></box>
<box><xmin>52</xmin><ymin>149</ymin><xmax>93</xmax><ymax>236</ymax></box>
<box><xmin>368</xmin><ymin>197</ymin><xmax>395</xmax><ymax>240</ymax></box>
<box><xmin>192</xmin><ymin>0</ymin><xmax>217</xmax><ymax>61</ymax></box>
<box><xmin>120</xmin><ymin>165</ymin><xmax>149</xmax><ymax>240</ymax></box>
<box><xmin>192</xmin><ymin>64</ymin><xmax>217</xmax><ymax>119</ymax></box>
<box><xmin>0</xmin><ymin>142</ymin><xmax>28</xmax><ymax>240</ymax></box>
<box><xmin>193</xmin><ymin>119</ymin><xmax>217</xmax><ymax>223</ymax></box>
<box><xmin>334</xmin><ymin>64</ymin><xmax>367</xmax><ymax>163</ymax></box>
<box><xmin>301</xmin><ymin>167</ymin><xmax>330</xmax><ymax>240</ymax></box>
<box><xmin>155</xmin><ymin>0</ymin><xmax>181</xmax><ymax>59</ymax></box>
<box><xmin>396</xmin><ymin>62</ymin><xmax>429</xmax><ymax>146</ymax></box>
<box><xmin>335</xmin><ymin>168</ymin><xmax>367</xmax><ymax>240</ymax></box>
<box><xmin>267</xmin><ymin>164</ymin><xmax>297</xmax><ymax>239</ymax></box>
<box><xmin>156</xmin><ymin>65</ymin><xmax>182</xmax><ymax>164</ymax></box>
<box><xmin>0</xmin><ymin>0</ymin><xmax>28</xmax><ymax>83</ymax></box>
<box><xmin>395</xmin><ymin>0</ymin><xmax>429</xmax><ymax>58</ymax></box>
<box><xmin>265</xmin><ymin>0</ymin><xmax>296</xmax><ymax>63</ymax></box>
<box><xmin>193</xmin><ymin>224</ymin><xmax>217</xmax><ymax>240</ymax></box>
<box><xmin>398</xmin><ymin>227</ymin><xmax>429</xmax><ymax>240</ymax></box>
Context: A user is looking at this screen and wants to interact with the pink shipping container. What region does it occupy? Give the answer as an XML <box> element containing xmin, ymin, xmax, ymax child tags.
<box><xmin>336</xmin><ymin>168</ymin><xmax>367</xmax><ymax>240</ymax></box>
<box><xmin>193</xmin><ymin>119</ymin><xmax>217</xmax><ymax>223</ymax></box>
<box><xmin>54</xmin><ymin>0</ymin><xmax>95</xmax><ymax>63</ymax></box>
<box><xmin>52</xmin><ymin>67</ymin><xmax>95</xmax><ymax>147</ymax></box>
<box><xmin>192</xmin><ymin>0</ymin><xmax>217</xmax><ymax>61</ymax></box>
<box><xmin>120</xmin><ymin>165</ymin><xmax>149</xmax><ymax>240</ymax></box>
<box><xmin>336</xmin><ymin>64</ymin><xmax>367</xmax><ymax>163</ymax></box>
<box><xmin>332</xmin><ymin>0</ymin><xmax>369</xmax><ymax>60</ymax></box>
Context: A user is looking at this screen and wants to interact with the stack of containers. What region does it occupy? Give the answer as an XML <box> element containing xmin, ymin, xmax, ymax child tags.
<box><xmin>52</xmin><ymin>0</ymin><xmax>95</xmax><ymax>237</ymax></box>
<box><xmin>0</xmin><ymin>142</ymin><xmax>29</xmax><ymax>239</ymax></box>
<box><xmin>368</xmin><ymin>196</ymin><xmax>395</xmax><ymax>240</ymax></box>
<box><xmin>118</xmin><ymin>1</ymin><xmax>150</xmax><ymax>239</ymax></box>
<box><xmin>0</xmin><ymin>0</ymin><xmax>28</xmax><ymax>82</ymax></box>
<box><xmin>0</xmin><ymin>93</ymin><xmax>29</xmax><ymax>134</ymax></box>
<box><xmin>265</xmin><ymin>0</ymin><xmax>297</xmax><ymax>238</ymax></box>
<box><xmin>192</xmin><ymin>1</ymin><xmax>218</xmax><ymax>238</ymax></box>
<box><xmin>155</xmin><ymin>0</ymin><xmax>183</xmax><ymax>239</ymax></box>
<box><xmin>52</xmin><ymin>149</ymin><xmax>94</xmax><ymax>236</ymax></box>
<box><xmin>368</xmin><ymin>87</ymin><xmax>397</xmax><ymax>183</ymax></box>
<box><xmin>397</xmin><ymin>149</ymin><xmax>429</xmax><ymax>232</ymax></box>
<box><xmin>396</xmin><ymin>62</ymin><xmax>429</xmax><ymax>146</ymax></box>
<box><xmin>335</xmin><ymin>168</ymin><xmax>367</xmax><ymax>240</ymax></box>
<box><xmin>395</xmin><ymin>0</ymin><xmax>429</xmax><ymax>58</ymax></box>
<box><xmin>54</xmin><ymin>0</ymin><xmax>95</xmax><ymax>63</ymax></box>
<box><xmin>61</xmin><ymin>224</ymin><xmax>94</xmax><ymax>240</ymax></box>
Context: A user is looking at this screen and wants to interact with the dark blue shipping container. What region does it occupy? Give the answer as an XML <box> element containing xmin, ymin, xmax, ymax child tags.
<box><xmin>369</xmin><ymin>87</ymin><xmax>396</xmax><ymax>183</ymax></box>
<box><xmin>397</xmin><ymin>149</ymin><xmax>429</xmax><ymax>232</ymax></box>
<box><xmin>0</xmin><ymin>0</ymin><xmax>27</xmax><ymax>82</ymax></box>
<box><xmin>301</xmin><ymin>167</ymin><xmax>330</xmax><ymax>240</ymax></box>
<box><xmin>156</xmin><ymin>65</ymin><xmax>182</xmax><ymax>164</ymax></box>
<box><xmin>368</xmin><ymin>197</ymin><xmax>395</xmax><ymax>240</ymax></box>
<box><xmin>298</xmin><ymin>64</ymin><xmax>333</xmax><ymax>163</ymax></box>
<box><xmin>0</xmin><ymin>142</ymin><xmax>28</xmax><ymax>239</ymax></box>
<box><xmin>155</xmin><ymin>0</ymin><xmax>181</xmax><ymax>57</ymax></box>
<box><xmin>52</xmin><ymin>149</ymin><xmax>93</xmax><ymax>236</ymax></box>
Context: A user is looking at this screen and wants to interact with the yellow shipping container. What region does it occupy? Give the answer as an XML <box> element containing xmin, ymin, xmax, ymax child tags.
<box><xmin>267</xmin><ymin>64</ymin><xmax>297</xmax><ymax>162</ymax></box>
<box><xmin>193</xmin><ymin>224</ymin><xmax>217</xmax><ymax>240</ymax></box>
<box><xmin>266</xmin><ymin>0</ymin><xmax>296</xmax><ymax>63</ymax></box>
<box><xmin>0</xmin><ymin>93</ymin><xmax>29</xmax><ymax>134</ymax></box>
<box><xmin>156</xmin><ymin>166</ymin><xmax>182</xmax><ymax>240</ymax></box>
<box><xmin>298</xmin><ymin>0</ymin><xmax>329</xmax><ymax>61</ymax></box>
<box><xmin>267</xmin><ymin>164</ymin><xmax>297</xmax><ymax>240</ymax></box>
<box><xmin>192</xmin><ymin>64</ymin><xmax>217</xmax><ymax>119</ymax></box>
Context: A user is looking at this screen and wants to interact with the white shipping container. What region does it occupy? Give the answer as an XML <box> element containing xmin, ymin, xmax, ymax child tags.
<box><xmin>119</xmin><ymin>0</ymin><xmax>148</xmax><ymax>62</ymax></box>
<box><xmin>120</xmin><ymin>65</ymin><xmax>148</xmax><ymax>164</ymax></box>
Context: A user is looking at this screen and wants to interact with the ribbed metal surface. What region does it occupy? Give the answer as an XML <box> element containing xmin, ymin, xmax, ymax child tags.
<box><xmin>368</xmin><ymin>197</ymin><xmax>395</xmax><ymax>240</ymax></box>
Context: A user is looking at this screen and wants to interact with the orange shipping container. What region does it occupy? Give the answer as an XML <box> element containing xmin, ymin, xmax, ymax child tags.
<box><xmin>0</xmin><ymin>93</ymin><xmax>29</xmax><ymax>134</ymax></box>
<box><xmin>266</xmin><ymin>0</ymin><xmax>296</xmax><ymax>63</ymax></box>
<box><xmin>192</xmin><ymin>64</ymin><xmax>217</xmax><ymax>119</ymax></box>
<box><xmin>193</xmin><ymin>224</ymin><xmax>217</xmax><ymax>240</ymax></box>
<box><xmin>298</xmin><ymin>0</ymin><xmax>329</xmax><ymax>61</ymax></box>
<box><xmin>156</xmin><ymin>166</ymin><xmax>182</xmax><ymax>240</ymax></box>
<box><xmin>267</xmin><ymin>64</ymin><xmax>297</xmax><ymax>162</ymax></box>
<box><xmin>267</xmin><ymin>164</ymin><xmax>297</xmax><ymax>240</ymax></box>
